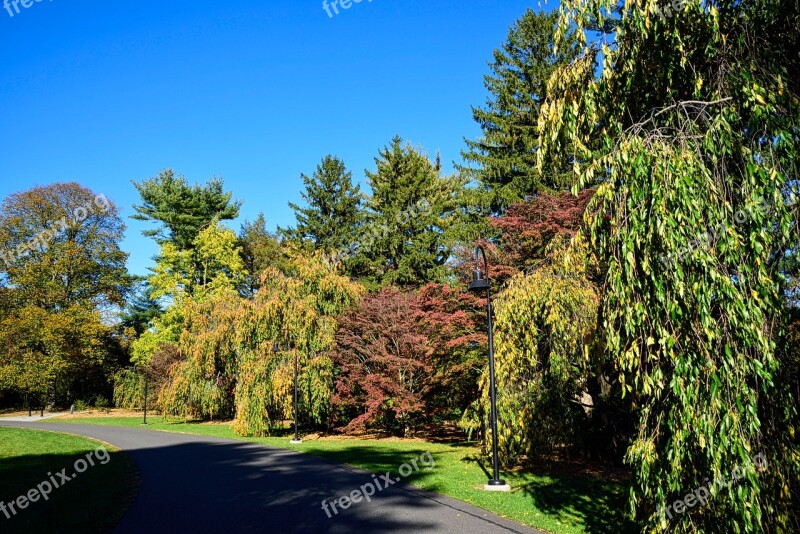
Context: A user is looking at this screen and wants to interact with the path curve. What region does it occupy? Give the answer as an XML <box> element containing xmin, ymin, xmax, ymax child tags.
<box><xmin>0</xmin><ymin>421</ymin><xmax>539</xmax><ymax>534</ymax></box>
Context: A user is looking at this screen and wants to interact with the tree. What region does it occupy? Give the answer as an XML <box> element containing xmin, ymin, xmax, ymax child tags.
<box><xmin>149</xmin><ymin>221</ymin><xmax>247</xmax><ymax>301</ymax></box>
<box><xmin>232</xmin><ymin>249</ymin><xmax>363</xmax><ymax>436</ymax></box>
<box><xmin>0</xmin><ymin>183</ymin><xmax>129</xmax><ymax>310</ymax></box>
<box><xmin>485</xmin><ymin>237</ymin><xmax>601</xmax><ymax>465</ymax></box>
<box><xmin>459</xmin><ymin>9</ymin><xmax>581</xmax><ymax>215</ymax></box>
<box><xmin>0</xmin><ymin>183</ymin><xmax>129</xmax><ymax>406</ymax></box>
<box><xmin>239</xmin><ymin>214</ymin><xmax>285</xmax><ymax>297</ymax></box>
<box><xmin>331</xmin><ymin>288</ymin><xmax>433</xmax><ymax>436</ymax></box>
<box><xmin>120</xmin><ymin>278</ymin><xmax>162</xmax><ymax>337</ymax></box>
<box><xmin>538</xmin><ymin>0</ymin><xmax>800</xmax><ymax>529</ymax></box>
<box><xmin>281</xmin><ymin>156</ymin><xmax>363</xmax><ymax>258</ymax></box>
<box><xmin>132</xmin><ymin>169</ymin><xmax>241</xmax><ymax>250</ymax></box>
<box><xmin>331</xmin><ymin>283</ymin><xmax>485</xmax><ymax>435</ymax></box>
<box><xmin>360</xmin><ymin>136</ymin><xmax>463</xmax><ymax>288</ymax></box>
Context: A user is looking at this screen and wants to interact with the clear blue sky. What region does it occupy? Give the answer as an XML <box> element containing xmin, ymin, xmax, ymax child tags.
<box><xmin>0</xmin><ymin>0</ymin><xmax>545</xmax><ymax>276</ymax></box>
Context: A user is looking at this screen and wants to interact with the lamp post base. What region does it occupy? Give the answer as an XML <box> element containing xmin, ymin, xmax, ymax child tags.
<box><xmin>290</xmin><ymin>438</ymin><xmax>303</xmax><ymax>445</ymax></box>
<box><xmin>483</xmin><ymin>480</ymin><xmax>511</xmax><ymax>492</ymax></box>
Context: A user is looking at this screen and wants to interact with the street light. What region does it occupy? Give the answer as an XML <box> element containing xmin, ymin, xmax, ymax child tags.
<box><xmin>134</xmin><ymin>364</ymin><xmax>148</xmax><ymax>426</ymax></box>
<box><xmin>468</xmin><ymin>245</ymin><xmax>510</xmax><ymax>491</ymax></box>
<box><xmin>273</xmin><ymin>340</ymin><xmax>302</xmax><ymax>445</ymax></box>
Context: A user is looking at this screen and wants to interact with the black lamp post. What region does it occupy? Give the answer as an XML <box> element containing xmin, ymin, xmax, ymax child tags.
<box><xmin>274</xmin><ymin>340</ymin><xmax>302</xmax><ymax>444</ymax></box>
<box><xmin>134</xmin><ymin>364</ymin><xmax>148</xmax><ymax>426</ymax></box>
<box><xmin>143</xmin><ymin>366</ymin><xmax>149</xmax><ymax>426</ymax></box>
<box><xmin>468</xmin><ymin>245</ymin><xmax>508</xmax><ymax>490</ymax></box>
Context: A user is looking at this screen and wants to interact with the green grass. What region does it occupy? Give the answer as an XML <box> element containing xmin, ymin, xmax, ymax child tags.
<box><xmin>56</xmin><ymin>416</ymin><xmax>633</xmax><ymax>533</ymax></box>
<box><xmin>0</xmin><ymin>427</ymin><xmax>137</xmax><ymax>534</ymax></box>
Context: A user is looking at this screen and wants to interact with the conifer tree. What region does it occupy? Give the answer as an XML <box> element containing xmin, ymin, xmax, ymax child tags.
<box><xmin>281</xmin><ymin>155</ymin><xmax>363</xmax><ymax>257</ymax></box>
<box><xmin>460</xmin><ymin>9</ymin><xmax>580</xmax><ymax>215</ymax></box>
<box><xmin>360</xmin><ymin>136</ymin><xmax>462</xmax><ymax>288</ymax></box>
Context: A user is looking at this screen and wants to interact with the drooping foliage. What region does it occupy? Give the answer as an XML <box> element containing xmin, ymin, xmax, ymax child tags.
<box><xmin>485</xmin><ymin>237</ymin><xmax>599</xmax><ymax>465</ymax></box>
<box><xmin>231</xmin><ymin>250</ymin><xmax>363</xmax><ymax>436</ymax></box>
<box><xmin>536</xmin><ymin>0</ymin><xmax>800</xmax><ymax>529</ymax></box>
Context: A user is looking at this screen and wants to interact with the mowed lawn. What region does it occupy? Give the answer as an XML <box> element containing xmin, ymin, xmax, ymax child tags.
<box><xmin>0</xmin><ymin>427</ymin><xmax>137</xmax><ymax>533</ymax></box>
<box><xmin>59</xmin><ymin>416</ymin><xmax>634</xmax><ymax>534</ymax></box>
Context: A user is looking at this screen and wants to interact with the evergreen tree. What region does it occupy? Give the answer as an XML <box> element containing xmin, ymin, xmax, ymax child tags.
<box><xmin>459</xmin><ymin>9</ymin><xmax>580</xmax><ymax>215</ymax></box>
<box><xmin>281</xmin><ymin>155</ymin><xmax>363</xmax><ymax>256</ymax></box>
<box><xmin>360</xmin><ymin>136</ymin><xmax>462</xmax><ymax>288</ymax></box>
<box><xmin>132</xmin><ymin>169</ymin><xmax>242</xmax><ymax>250</ymax></box>
<box><xmin>120</xmin><ymin>278</ymin><xmax>163</xmax><ymax>336</ymax></box>
<box><xmin>239</xmin><ymin>214</ymin><xmax>285</xmax><ymax>297</ymax></box>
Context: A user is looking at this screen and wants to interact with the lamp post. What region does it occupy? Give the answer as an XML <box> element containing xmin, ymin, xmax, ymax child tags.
<box><xmin>134</xmin><ymin>364</ymin><xmax>148</xmax><ymax>426</ymax></box>
<box><xmin>274</xmin><ymin>340</ymin><xmax>302</xmax><ymax>444</ymax></box>
<box><xmin>468</xmin><ymin>245</ymin><xmax>510</xmax><ymax>491</ymax></box>
<box><xmin>143</xmin><ymin>366</ymin><xmax>149</xmax><ymax>426</ymax></box>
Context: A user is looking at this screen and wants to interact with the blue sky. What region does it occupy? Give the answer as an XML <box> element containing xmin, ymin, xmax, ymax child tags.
<box><xmin>0</xmin><ymin>0</ymin><xmax>546</xmax><ymax>276</ymax></box>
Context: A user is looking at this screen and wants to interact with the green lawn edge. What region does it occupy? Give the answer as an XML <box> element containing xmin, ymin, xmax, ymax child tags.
<box><xmin>0</xmin><ymin>426</ymin><xmax>138</xmax><ymax>534</ymax></box>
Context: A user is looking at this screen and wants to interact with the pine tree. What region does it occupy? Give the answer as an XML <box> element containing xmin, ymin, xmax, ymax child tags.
<box><xmin>238</xmin><ymin>214</ymin><xmax>284</xmax><ymax>297</ymax></box>
<box><xmin>459</xmin><ymin>9</ymin><xmax>580</xmax><ymax>215</ymax></box>
<box><xmin>360</xmin><ymin>136</ymin><xmax>462</xmax><ymax>288</ymax></box>
<box><xmin>281</xmin><ymin>155</ymin><xmax>363</xmax><ymax>257</ymax></box>
<box><xmin>132</xmin><ymin>169</ymin><xmax>241</xmax><ymax>250</ymax></box>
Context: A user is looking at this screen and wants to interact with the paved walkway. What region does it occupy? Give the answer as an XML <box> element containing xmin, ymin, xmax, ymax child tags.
<box><xmin>0</xmin><ymin>412</ymin><xmax>70</xmax><ymax>422</ymax></box>
<box><xmin>0</xmin><ymin>421</ymin><xmax>539</xmax><ymax>534</ymax></box>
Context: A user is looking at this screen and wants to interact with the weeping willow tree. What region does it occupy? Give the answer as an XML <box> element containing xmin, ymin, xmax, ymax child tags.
<box><xmin>486</xmin><ymin>237</ymin><xmax>600</xmax><ymax>465</ymax></box>
<box><xmin>537</xmin><ymin>0</ymin><xmax>799</xmax><ymax>530</ymax></box>
<box><xmin>232</xmin><ymin>250</ymin><xmax>362</xmax><ymax>436</ymax></box>
<box><xmin>159</xmin><ymin>289</ymin><xmax>241</xmax><ymax>420</ymax></box>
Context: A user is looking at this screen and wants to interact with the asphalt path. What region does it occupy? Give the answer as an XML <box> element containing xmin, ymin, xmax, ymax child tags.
<box><xmin>0</xmin><ymin>421</ymin><xmax>539</xmax><ymax>534</ymax></box>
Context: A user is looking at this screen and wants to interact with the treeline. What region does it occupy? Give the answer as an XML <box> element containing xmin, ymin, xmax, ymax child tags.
<box><xmin>1</xmin><ymin>3</ymin><xmax>798</xmax><ymax>531</ymax></box>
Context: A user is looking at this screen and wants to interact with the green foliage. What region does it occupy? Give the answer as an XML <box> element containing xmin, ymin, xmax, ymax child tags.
<box><xmin>112</xmin><ymin>369</ymin><xmax>144</xmax><ymax>410</ymax></box>
<box><xmin>232</xmin><ymin>250</ymin><xmax>363</xmax><ymax>434</ymax></box>
<box><xmin>120</xmin><ymin>279</ymin><xmax>162</xmax><ymax>336</ymax></box>
<box><xmin>360</xmin><ymin>136</ymin><xmax>464</xmax><ymax>288</ymax></box>
<box><xmin>537</xmin><ymin>0</ymin><xmax>800</xmax><ymax>530</ymax></box>
<box><xmin>281</xmin><ymin>155</ymin><xmax>363</xmax><ymax>258</ymax></box>
<box><xmin>238</xmin><ymin>213</ymin><xmax>285</xmax><ymax>296</ymax></box>
<box><xmin>486</xmin><ymin>237</ymin><xmax>599</xmax><ymax>465</ymax></box>
<box><xmin>150</xmin><ymin>220</ymin><xmax>246</xmax><ymax>301</ymax></box>
<box><xmin>459</xmin><ymin>9</ymin><xmax>581</xmax><ymax>215</ymax></box>
<box><xmin>131</xmin><ymin>169</ymin><xmax>241</xmax><ymax>250</ymax></box>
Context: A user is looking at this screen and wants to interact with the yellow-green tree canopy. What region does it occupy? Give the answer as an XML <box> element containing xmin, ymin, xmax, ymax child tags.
<box><xmin>537</xmin><ymin>0</ymin><xmax>799</xmax><ymax>530</ymax></box>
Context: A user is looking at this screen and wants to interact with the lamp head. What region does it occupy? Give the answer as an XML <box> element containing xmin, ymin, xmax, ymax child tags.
<box><xmin>468</xmin><ymin>245</ymin><xmax>491</xmax><ymax>291</ymax></box>
<box><xmin>469</xmin><ymin>268</ymin><xmax>489</xmax><ymax>291</ymax></box>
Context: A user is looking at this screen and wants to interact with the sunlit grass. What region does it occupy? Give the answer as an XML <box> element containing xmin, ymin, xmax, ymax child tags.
<box><xmin>0</xmin><ymin>427</ymin><xmax>136</xmax><ymax>534</ymax></box>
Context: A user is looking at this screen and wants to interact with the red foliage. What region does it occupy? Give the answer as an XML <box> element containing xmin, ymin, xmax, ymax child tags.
<box><xmin>454</xmin><ymin>189</ymin><xmax>595</xmax><ymax>287</ymax></box>
<box><xmin>331</xmin><ymin>284</ymin><xmax>487</xmax><ymax>435</ymax></box>
<box><xmin>331</xmin><ymin>288</ymin><xmax>432</xmax><ymax>435</ymax></box>
<box><xmin>492</xmin><ymin>188</ymin><xmax>595</xmax><ymax>275</ymax></box>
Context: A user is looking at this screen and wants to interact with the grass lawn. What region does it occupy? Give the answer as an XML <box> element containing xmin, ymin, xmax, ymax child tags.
<box><xmin>57</xmin><ymin>416</ymin><xmax>634</xmax><ymax>534</ymax></box>
<box><xmin>0</xmin><ymin>427</ymin><xmax>137</xmax><ymax>533</ymax></box>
